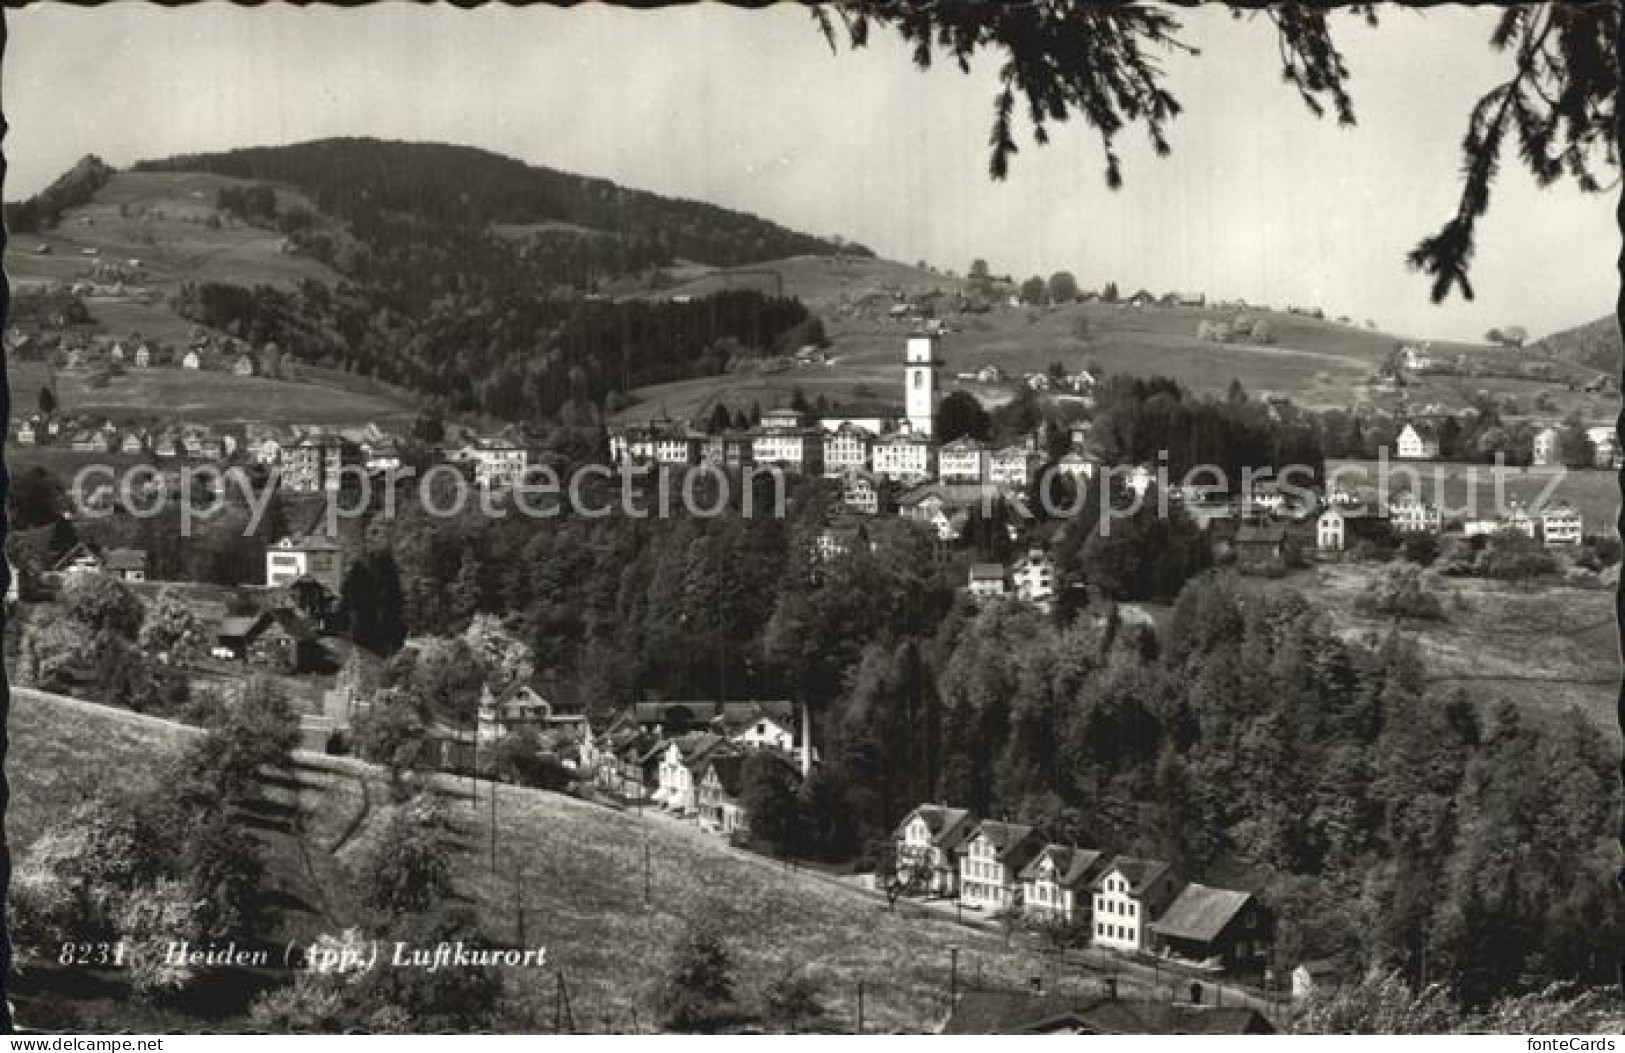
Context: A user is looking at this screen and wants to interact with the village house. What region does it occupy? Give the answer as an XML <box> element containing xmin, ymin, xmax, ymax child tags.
<box><xmin>1540</xmin><ymin>503</ymin><xmax>1583</xmax><ymax>546</ymax></box>
<box><xmin>821</xmin><ymin>423</ymin><xmax>873</xmax><ymax>477</ymax></box>
<box><xmin>476</xmin><ymin>682</ymin><xmax>553</xmax><ymax>744</ymax></box>
<box><xmin>1054</xmin><ymin>452</ymin><xmax>1098</xmax><ymax>483</ymax></box>
<box><xmin>265</xmin><ymin>532</ymin><xmax>345</xmax><ymax>594</ymax></box>
<box><xmin>752</xmin><ymin>424</ymin><xmax>824</xmax><ymax>475</ymax></box>
<box><xmin>181</xmin><ymin>349</ymin><xmax>202</xmax><ymax>370</ymax></box>
<box><xmin>1315</xmin><ymin>507</ymin><xmax>1346</xmax><ymax>552</ymax></box>
<box><xmin>1292</xmin><ymin>957</ymin><xmax>1352</xmax><ymax>1001</ymax></box>
<box><xmin>1019</xmin><ymin>845</ymin><xmax>1108</xmax><ymax>925</ymax></box>
<box><xmin>213</xmin><ymin>610</ymin><xmax>319</xmax><ymax>674</ymax></box>
<box><xmin>133</xmin><ymin>343</ymin><xmax>151</xmax><ymax>368</ymax></box>
<box><xmin>892</xmin><ymin>804</ymin><xmax>976</xmax><ymax>897</ymax></box>
<box><xmin>839</xmin><ymin>471</ymin><xmax>885</xmax><ymax>515</ymax></box>
<box><xmin>1387</xmin><ymin>492</ymin><xmax>1441</xmax><ymax>534</ymax></box>
<box><xmin>103</xmin><ymin>547</ymin><xmax>148</xmax><ymax>583</ymax></box>
<box><xmin>16</xmin><ymin>419</ymin><xmax>37</xmax><ymax>446</ymax></box>
<box><xmin>1395</xmin><ymin>422</ymin><xmax>1441</xmax><ymax>460</ymax></box>
<box><xmin>1230</xmin><ymin>522</ymin><xmax>1292</xmax><ymax>571</ymax></box>
<box><xmin>1532</xmin><ymin>425</ymin><xmax>1562</xmax><ymax>467</ymax></box>
<box><xmin>109</xmin><ymin>341</ymin><xmax>126</xmax><ymax>364</ymax></box>
<box><xmin>959</xmin><ymin>820</ymin><xmax>1043</xmax><ymax>913</ymax></box>
<box><xmin>233</xmin><ymin>352</ymin><xmax>257</xmax><ymax>377</ymax></box>
<box><xmin>938</xmin><ymin>436</ymin><xmax>990</xmax><ymax>484</ymax></box>
<box><xmin>463</xmin><ymin>440</ymin><xmax>531</xmax><ymax>488</ymax></box>
<box><xmin>119</xmin><ymin>430</ymin><xmax>146</xmax><ymax>455</ymax></box>
<box><xmin>696</xmin><ymin>432</ymin><xmax>754</xmax><ymax>470</ymax></box>
<box><xmin>1012</xmin><ymin>548</ymin><xmax>1056</xmax><ymax>606</ymax></box>
<box><xmin>975</xmin><ymin>364</ymin><xmax>1003</xmax><ymax>384</ymax></box>
<box><xmin>715</xmin><ymin>700</ymin><xmax>801</xmax><ymax>753</ymax></box>
<box><xmin>967</xmin><ymin>562</ymin><xmax>1008</xmax><ymax>599</ymax></box>
<box><xmin>1092</xmin><ymin>857</ymin><xmax>1183</xmax><ymax>954</ymax></box>
<box><xmin>654</xmin><ymin>732</ymin><xmax>733</xmax><ymax>815</ymax></box>
<box><xmin>1400</xmin><ymin>343</ymin><xmax>1432</xmax><ymax>372</ymax></box>
<box><xmin>871</xmin><ymin>431</ymin><xmax>935</xmax><ymax>484</ymax></box>
<box><xmin>989</xmin><ymin>445</ymin><xmax>1040</xmax><ymax>490</ymax></box>
<box><xmin>52</xmin><ymin>543</ymin><xmax>105</xmax><ymax>577</ymax></box>
<box><xmin>814</xmin><ymin>518</ymin><xmax>870</xmax><ymax>562</ymax></box>
<box><xmin>1585</xmin><ymin>426</ymin><xmax>1620</xmax><ymax>468</ymax></box>
<box><xmin>696</xmin><ymin>754</ymin><xmax>751</xmax><ymax>838</ymax></box>
<box><xmin>1149</xmin><ymin>884</ymin><xmax>1273</xmax><ymax>974</ymax></box>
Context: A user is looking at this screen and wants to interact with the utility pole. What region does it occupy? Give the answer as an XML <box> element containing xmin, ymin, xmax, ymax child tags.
<box><xmin>643</xmin><ymin>838</ymin><xmax>652</xmax><ymax>907</ymax></box>
<box><xmin>489</xmin><ymin>777</ymin><xmax>499</xmax><ymax>874</ymax></box>
<box><xmin>949</xmin><ymin>947</ymin><xmax>959</xmax><ymax>1011</ymax></box>
<box><xmin>513</xmin><ymin>858</ymin><xmax>526</xmax><ymax>946</ymax></box>
<box><xmin>856</xmin><ymin>981</ymin><xmax>864</xmax><ymax>1034</ymax></box>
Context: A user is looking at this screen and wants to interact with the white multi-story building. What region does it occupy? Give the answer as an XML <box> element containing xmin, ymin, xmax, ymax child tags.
<box><xmin>1020</xmin><ymin>845</ymin><xmax>1107</xmax><ymax>924</ymax></box>
<box><xmin>1540</xmin><ymin>503</ymin><xmax>1583</xmax><ymax>546</ymax></box>
<box><xmin>959</xmin><ymin>821</ymin><xmax>1040</xmax><ymax>913</ymax></box>
<box><xmin>1316</xmin><ymin>508</ymin><xmax>1345</xmax><ymax>552</ymax></box>
<box><xmin>1387</xmin><ymin>492</ymin><xmax>1440</xmax><ymax>534</ymax></box>
<box><xmin>468</xmin><ymin>442</ymin><xmax>530</xmax><ymax>488</ymax></box>
<box><xmin>752</xmin><ymin>428</ymin><xmax>823</xmax><ymax>474</ymax></box>
<box><xmin>265</xmin><ymin>533</ymin><xmax>345</xmax><ymax>594</ymax></box>
<box><xmin>892</xmin><ymin>804</ymin><xmax>975</xmax><ymax>897</ymax></box>
<box><xmin>1091</xmin><ymin>857</ymin><xmax>1182</xmax><ymax>953</ymax></box>
<box><xmin>872</xmin><ymin>432</ymin><xmax>935</xmax><ymax>484</ymax></box>
<box><xmin>990</xmin><ymin>445</ymin><xmax>1040</xmax><ymax>490</ymax></box>
<box><xmin>1532</xmin><ymin>426</ymin><xmax>1561</xmax><ymax>467</ymax></box>
<box><xmin>938</xmin><ymin>437</ymin><xmax>989</xmax><ymax>483</ymax></box>
<box><xmin>821</xmin><ymin>423</ymin><xmax>873</xmax><ymax>477</ymax></box>
<box><xmin>1012</xmin><ymin>549</ymin><xmax>1056</xmax><ymax>605</ymax></box>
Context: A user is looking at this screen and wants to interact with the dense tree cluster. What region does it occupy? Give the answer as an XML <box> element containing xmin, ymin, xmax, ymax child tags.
<box><xmin>3</xmin><ymin>154</ymin><xmax>114</xmax><ymax>233</ymax></box>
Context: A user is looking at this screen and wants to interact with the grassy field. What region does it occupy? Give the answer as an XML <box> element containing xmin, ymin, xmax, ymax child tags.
<box><xmin>1324</xmin><ymin>458</ymin><xmax>1620</xmax><ymax>533</ymax></box>
<box><xmin>9</xmin><ymin>359</ymin><xmax>416</xmax><ymax>427</ymax></box>
<box><xmin>1259</xmin><ymin>564</ymin><xmax>1619</xmax><ymax>735</ymax></box>
<box><xmin>620</xmin><ymin>256</ymin><xmax>1603</xmax><ymax>420</ymax></box>
<box><xmin>6</xmin><ymin>171</ymin><xmax>341</xmax><ymax>294</ymax></box>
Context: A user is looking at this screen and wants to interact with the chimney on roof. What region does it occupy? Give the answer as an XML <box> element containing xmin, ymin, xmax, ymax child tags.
<box><xmin>800</xmin><ymin>703</ymin><xmax>813</xmax><ymax>779</ymax></box>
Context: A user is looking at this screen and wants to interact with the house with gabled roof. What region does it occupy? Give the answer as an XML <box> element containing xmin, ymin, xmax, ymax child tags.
<box><xmin>1396</xmin><ymin>421</ymin><xmax>1440</xmax><ymax>460</ymax></box>
<box><xmin>476</xmin><ymin>682</ymin><xmax>553</xmax><ymax>744</ymax></box>
<box><xmin>893</xmin><ymin>803</ymin><xmax>977</xmax><ymax>897</ymax></box>
<box><xmin>214</xmin><ymin>609</ymin><xmax>319</xmax><ymax>673</ymax></box>
<box><xmin>103</xmin><ymin>547</ymin><xmax>148</xmax><ymax>583</ymax></box>
<box><xmin>653</xmin><ymin>732</ymin><xmax>734</xmax><ymax>815</ymax></box>
<box><xmin>1150</xmin><ymin>883</ymin><xmax>1272</xmax><ymax>974</ymax></box>
<box><xmin>960</xmin><ymin>820</ymin><xmax>1043</xmax><ymax>912</ymax></box>
<box><xmin>1020</xmin><ymin>844</ymin><xmax>1108</xmax><ymax>924</ymax></box>
<box><xmin>1091</xmin><ymin>857</ymin><xmax>1183</xmax><ymax>953</ymax></box>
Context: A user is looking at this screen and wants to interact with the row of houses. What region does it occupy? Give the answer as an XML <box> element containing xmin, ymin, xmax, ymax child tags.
<box><xmin>578</xmin><ymin>701</ymin><xmax>814</xmax><ymax>839</ymax></box>
<box><xmin>893</xmin><ymin>804</ymin><xmax>1272</xmax><ymax>975</ymax></box>
<box><xmin>1398</xmin><ymin>420</ymin><xmax>1621</xmax><ymax>468</ymax></box>
<box><xmin>1316</xmin><ymin>493</ymin><xmax>1584</xmax><ymax>551</ymax></box>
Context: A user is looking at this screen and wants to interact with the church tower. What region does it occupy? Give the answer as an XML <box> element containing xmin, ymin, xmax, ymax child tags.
<box><xmin>904</xmin><ymin>332</ymin><xmax>941</xmax><ymax>437</ymax></box>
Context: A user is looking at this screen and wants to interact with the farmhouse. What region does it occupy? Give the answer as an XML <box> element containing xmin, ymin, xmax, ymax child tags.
<box><xmin>16</xmin><ymin>420</ymin><xmax>37</xmax><ymax>446</ymax></box>
<box><xmin>1585</xmin><ymin>426</ymin><xmax>1620</xmax><ymax>468</ymax></box>
<box><xmin>1019</xmin><ymin>845</ymin><xmax>1108</xmax><ymax>924</ymax></box>
<box><xmin>133</xmin><ymin>344</ymin><xmax>151</xmax><ymax>368</ymax></box>
<box><xmin>1091</xmin><ymin>857</ymin><xmax>1183</xmax><ymax>953</ymax></box>
<box><xmin>181</xmin><ymin>350</ymin><xmax>202</xmax><ymax>370</ymax></box>
<box><xmin>233</xmin><ymin>353</ymin><xmax>257</xmax><ymax>377</ymax></box>
<box><xmin>52</xmin><ymin>543</ymin><xmax>105</xmax><ymax>577</ymax></box>
<box><xmin>103</xmin><ymin>547</ymin><xmax>148</xmax><ymax>583</ymax></box>
<box><xmin>967</xmin><ymin>563</ymin><xmax>1008</xmax><ymax>599</ymax></box>
<box><xmin>1149</xmin><ymin>884</ymin><xmax>1273</xmax><ymax>974</ymax></box>
<box><xmin>214</xmin><ymin>610</ymin><xmax>319</xmax><ymax>674</ymax></box>
<box><xmin>476</xmin><ymin>682</ymin><xmax>553</xmax><ymax>744</ymax></box>
<box><xmin>654</xmin><ymin>732</ymin><xmax>733</xmax><ymax>815</ymax></box>
<box><xmin>1230</xmin><ymin>522</ymin><xmax>1292</xmax><ymax>571</ymax></box>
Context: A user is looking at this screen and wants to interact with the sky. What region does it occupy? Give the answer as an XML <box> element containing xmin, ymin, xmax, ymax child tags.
<box><xmin>5</xmin><ymin>3</ymin><xmax>1617</xmax><ymax>342</ymax></box>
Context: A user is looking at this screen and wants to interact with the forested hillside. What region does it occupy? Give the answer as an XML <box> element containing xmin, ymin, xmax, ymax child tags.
<box><xmin>114</xmin><ymin>139</ymin><xmax>855</xmax><ymax>423</ymax></box>
<box><xmin>1528</xmin><ymin>315</ymin><xmax>1620</xmax><ymax>372</ymax></box>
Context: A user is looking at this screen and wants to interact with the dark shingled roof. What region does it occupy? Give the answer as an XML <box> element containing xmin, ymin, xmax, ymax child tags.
<box><xmin>940</xmin><ymin>991</ymin><xmax>1276</xmax><ymax>1035</ymax></box>
<box><xmin>892</xmin><ymin>804</ymin><xmax>974</xmax><ymax>849</ymax></box>
<box><xmin>969</xmin><ymin>820</ymin><xmax>1040</xmax><ymax>865</ymax></box>
<box><xmin>1149</xmin><ymin>883</ymin><xmax>1256</xmax><ymax>943</ymax></box>
<box><xmin>1018</xmin><ymin>844</ymin><xmax>1107</xmax><ymax>889</ymax></box>
<box><xmin>1094</xmin><ymin>856</ymin><xmax>1174</xmax><ymax>894</ymax></box>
